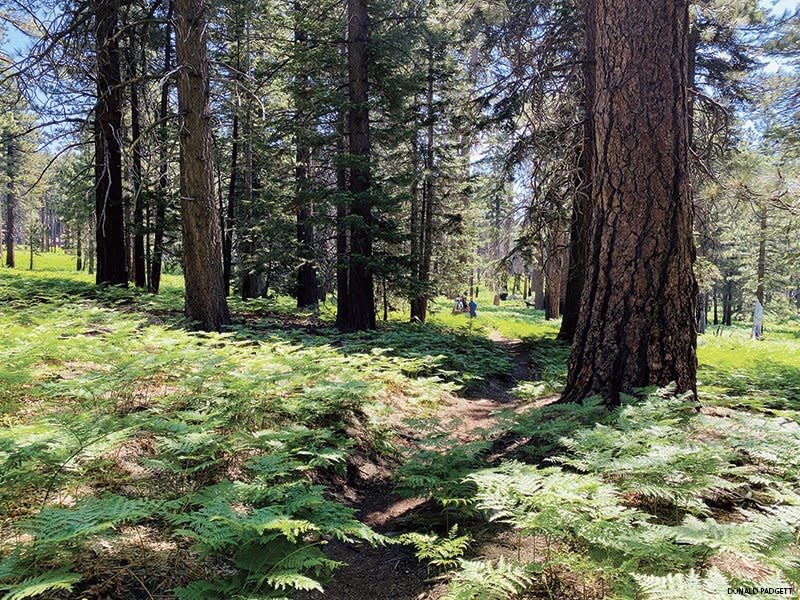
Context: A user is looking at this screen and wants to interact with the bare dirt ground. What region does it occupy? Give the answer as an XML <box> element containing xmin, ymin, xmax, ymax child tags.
<box><xmin>299</xmin><ymin>330</ymin><xmax>535</xmax><ymax>600</ymax></box>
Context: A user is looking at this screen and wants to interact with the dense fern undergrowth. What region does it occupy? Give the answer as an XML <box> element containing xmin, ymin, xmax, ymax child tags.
<box><xmin>2</xmin><ymin>254</ymin><xmax>800</xmax><ymax>599</ymax></box>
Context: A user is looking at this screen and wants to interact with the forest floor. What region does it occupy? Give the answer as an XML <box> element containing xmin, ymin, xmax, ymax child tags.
<box><xmin>2</xmin><ymin>252</ymin><xmax>800</xmax><ymax>600</ymax></box>
<box><xmin>299</xmin><ymin>331</ymin><xmax>537</xmax><ymax>600</ymax></box>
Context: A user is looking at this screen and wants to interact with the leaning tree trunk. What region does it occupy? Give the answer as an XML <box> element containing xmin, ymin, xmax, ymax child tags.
<box><xmin>340</xmin><ymin>0</ymin><xmax>375</xmax><ymax>331</ymax></box>
<box><xmin>562</xmin><ymin>0</ymin><xmax>697</xmax><ymax>405</ymax></box>
<box><xmin>558</xmin><ymin>0</ymin><xmax>595</xmax><ymax>342</ymax></box>
<box><xmin>94</xmin><ymin>0</ymin><xmax>128</xmax><ymax>286</ymax></box>
<box><xmin>175</xmin><ymin>0</ymin><xmax>231</xmax><ymax>330</ymax></box>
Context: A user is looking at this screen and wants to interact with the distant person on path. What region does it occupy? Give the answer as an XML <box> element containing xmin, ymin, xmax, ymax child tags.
<box><xmin>469</xmin><ymin>297</ymin><xmax>477</xmax><ymax>319</ymax></box>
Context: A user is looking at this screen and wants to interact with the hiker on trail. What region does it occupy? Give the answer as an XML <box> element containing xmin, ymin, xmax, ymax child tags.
<box><xmin>469</xmin><ymin>297</ymin><xmax>477</xmax><ymax>318</ymax></box>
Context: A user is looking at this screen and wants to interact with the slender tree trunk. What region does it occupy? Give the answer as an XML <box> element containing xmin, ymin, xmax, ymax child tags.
<box><xmin>562</xmin><ymin>0</ymin><xmax>697</xmax><ymax>404</ymax></box>
<box><xmin>88</xmin><ymin>228</ymin><xmax>95</xmax><ymax>274</ymax></box>
<box><xmin>175</xmin><ymin>0</ymin><xmax>231</xmax><ymax>330</ymax></box>
<box><xmin>5</xmin><ymin>141</ymin><xmax>15</xmax><ymax>268</ymax></box>
<box><xmin>130</xmin><ymin>27</ymin><xmax>146</xmax><ymax>288</ymax></box>
<box><xmin>294</xmin><ymin>1</ymin><xmax>318</xmax><ymax>308</ymax></box>
<box><xmin>713</xmin><ymin>287</ymin><xmax>718</xmax><ymax>325</ymax></box>
<box><xmin>340</xmin><ymin>0</ymin><xmax>375</xmax><ymax>330</ymax></box>
<box><xmin>76</xmin><ymin>227</ymin><xmax>83</xmax><ymax>271</ymax></box>
<box><xmin>223</xmin><ymin>27</ymin><xmax>241</xmax><ymax>296</ymax></box>
<box><xmin>533</xmin><ymin>267</ymin><xmax>545</xmax><ymax>310</ymax></box>
<box><xmin>559</xmin><ymin>0</ymin><xmax>595</xmax><ymax>342</ymax></box>
<box><xmin>544</xmin><ymin>227</ymin><xmax>565</xmax><ymax>320</ymax></box>
<box><xmin>29</xmin><ymin>220</ymin><xmax>34</xmax><ymax>270</ymax></box>
<box><xmin>756</xmin><ymin>202</ymin><xmax>767</xmax><ymax>306</ymax></box>
<box><xmin>94</xmin><ymin>0</ymin><xmax>128</xmax><ymax>286</ymax></box>
<box><xmin>225</xmin><ymin>109</ymin><xmax>238</xmax><ymax>295</ymax></box>
<box><xmin>411</xmin><ymin>47</ymin><xmax>436</xmax><ymax>323</ymax></box>
<box><xmin>335</xmin><ymin>109</ymin><xmax>349</xmax><ymax>328</ymax></box>
<box><xmin>150</xmin><ymin>0</ymin><xmax>173</xmax><ymax>293</ymax></box>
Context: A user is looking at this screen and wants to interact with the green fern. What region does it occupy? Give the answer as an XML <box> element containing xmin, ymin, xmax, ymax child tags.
<box><xmin>634</xmin><ymin>568</ymin><xmax>731</xmax><ymax>599</ymax></box>
<box><xmin>0</xmin><ymin>571</ymin><xmax>81</xmax><ymax>600</ymax></box>
<box><xmin>445</xmin><ymin>557</ymin><xmax>534</xmax><ymax>600</ymax></box>
<box><xmin>401</xmin><ymin>526</ymin><xmax>471</xmax><ymax>571</ymax></box>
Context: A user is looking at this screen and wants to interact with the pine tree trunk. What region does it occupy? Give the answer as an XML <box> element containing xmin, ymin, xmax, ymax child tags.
<box><xmin>294</xmin><ymin>1</ymin><xmax>318</xmax><ymax>309</ymax></box>
<box><xmin>411</xmin><ymin>48</ymin><xmax>436</xmax><ymax>323</ymax></box>
<box><xmin>130</xmin><ymin>27</ymin><xmax>146</xmax><ymax>288</ymax></box>
<box><xmin>533</xmin><ymin>267</ymin><xmax>545</xmax><ymax>310</ymax></box>
<box><xmin>335</xmin><ymin>109</ymin><xmax>349</xmax><ymax>328</ymax></box>
<box><xmin>559</xmin><ymin>0</ymin><xmax>595</xmax><ymax>342</ymax></box>
<box><xmin>76</xmin><ymin>228</ymin><xmax>83</xmax><ymax>271</ymax></box>
<box><xmin>94</xmin><ymin>0</ymin><xmax>128</xmax><ymax>286</ymax></box>
<box><xmin>149</xmin><ymin>0</ymin><xmax>173</xmax><ymax>294</ymax></box>
<box><xmin>175</xmin><ymin>0</ymin><xmax>231</xmax><ymax>330</ymax></box>
<box><xmin>223</xmin><ymin>25</ymin><xmax>241</xmax><ymax>297</ymax></box>
<box><xmin>756</xmin><ymin>202</ymin><xmax>767</xmax><ymax>306</ymax></box>
<box><xmin>340</xmin><ymin>0</ymin><xmax>375</xmax><ymax>330</ymax></box>
<box><xmin>562</xmin><ymin>0</ymin><xmax>697</xmax><ymax>404</ymax></box>
<box><xmin>5</xmin><ymin>141</ymin><xmax>15</xmax><ymax>268</ymax></box>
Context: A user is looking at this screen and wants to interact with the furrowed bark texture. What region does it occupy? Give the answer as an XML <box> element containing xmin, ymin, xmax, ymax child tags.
<box><xmin>558</xmin><ymin>0</ymin><xmax>595</xmax><ymax>342</ymax></box>
<box><xmin>341</xmin><ymin>0</ymin><xmax>375</xmax><ymax>330</ymax></box>
<box><xmin>94</xmin><ymin>0</ymin><xmax>128</xmax><ymax>286</ymax></box>
<box><xmin>562</xmin><ymin>0</ymin><xmax>697</xmax><ymax>404</ymax></box>
<box><xmin>175</xmin><ymin>0</ymin><xmax>231</xmax><ymax>330</ymax></box>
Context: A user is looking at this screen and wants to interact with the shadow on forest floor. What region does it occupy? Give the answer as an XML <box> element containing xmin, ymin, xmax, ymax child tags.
<box><xmin>0</xmin><ymin>271</ymin><xmax>516</xmax><ymax>392</ymax></box>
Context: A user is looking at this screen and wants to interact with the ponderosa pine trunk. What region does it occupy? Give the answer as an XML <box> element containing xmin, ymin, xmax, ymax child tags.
<box><xmin>340</xmin><ymin>0</ymin><xmax>375</xmax><ymax>331</ymax></box>
<box><xmin>561</xmin><ymin>0</ymin><xmax>697</xmax><ymax>404</ymax></box>
<box><xmin>294</xmin><ymin>0</ymin><xmax>318</xmax><ymax>309</ymax></box>
<box><xmin>558</xmin><ymin>0</ymin><xmax>595</xmax><ymax>342</ymax></box>
<box><xmin>94</xmin><ymin>0</ymin><xmax>128</xmax><ymax>286</ymax></box>
<box><xmin>175</xmin><ymin>0</ymin><xmax>231</xmax><ymax>330</ymax></box>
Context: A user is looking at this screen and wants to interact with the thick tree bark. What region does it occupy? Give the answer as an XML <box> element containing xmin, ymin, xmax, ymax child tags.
<box><xmin>339</xmin><ymin>0</ymin><xmax>375</xmax><ymax>330</ymax></box>
<box><xmin>149</xmin><ymin>0</ymin><xmax>173</xmax><ymax>294</ymax></box>
<box><xmin>130</xmin><ymin>28</ymin><xmax>146</xmax><ymax>288</ymax></box>
<box><xmin>94</xmin><ymin>0</ymin><xmax>128</xmax><ymax>286</ymax></box>
<box><xmin>562</xmin><ymin>0</ymin><xmax>697</xmax><ymax>404</ymax></box>
<box><xmin>558</xmin><ymin>0</ymin><xmax>595</xmax><ymax>342</ymax></box>
<box><xmin>5</xmin><ymin>141</ymin><xmax>15</xmax><ymax>268</ymax></box>
<box><xmin>175</xmin><ymin>0</ymin><xmax>231</xmax><ymax>330</ymax></box>
<box><xmin>294</xmin><ymin>1</ymin><xmax>318</xmax><ymax>309</ymax></box>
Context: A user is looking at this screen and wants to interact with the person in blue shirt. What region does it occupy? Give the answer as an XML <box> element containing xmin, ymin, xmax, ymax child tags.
<box><xmin>469</xmin><ymin>298</ymin><xmax>477</xmax><ymax>318</ymax></box>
